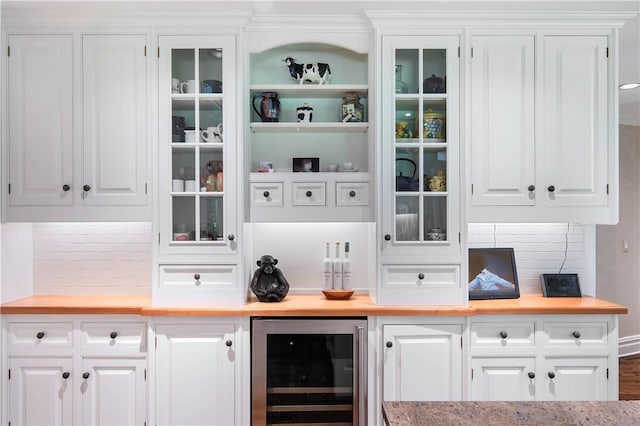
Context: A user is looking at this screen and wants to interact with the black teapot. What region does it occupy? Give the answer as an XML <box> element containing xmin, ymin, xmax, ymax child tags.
<box><xmin>423</xmin><ymin>74</ymin><xmax>446</xmax><ymax>93</ymax></box>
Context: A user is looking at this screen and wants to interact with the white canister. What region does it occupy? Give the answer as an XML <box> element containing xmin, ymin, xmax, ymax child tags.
<box><xmin>172</xmin><ymin>179</ymin><xmax>184</xmax><ymax>192</ymax></box>
<box><xmin>296</xmin><ymin>103</ymin><xmax>313</xmax><ymax>123</ymax></box>
<box><xmin>184</xmin><ymin>130</ymin><xmax>197</xmax><ymax>143</ymax></box>
<box><xmin>184</xmin><ymin>180</ymin><xmax>197</xmax><ymax>192</ymax></box>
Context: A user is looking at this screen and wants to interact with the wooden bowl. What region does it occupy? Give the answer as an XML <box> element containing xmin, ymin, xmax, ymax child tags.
<box><xmin>322</xmin><ymin>289</ymin><xmax>354</xmax><ymax>300</ymax></box>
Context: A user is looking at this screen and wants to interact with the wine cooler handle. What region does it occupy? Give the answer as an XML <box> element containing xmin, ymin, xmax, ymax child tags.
<box><xmin>356</xmin><ymin>325</ymin><xmax>366</xmax><ymax>426</ymax></box>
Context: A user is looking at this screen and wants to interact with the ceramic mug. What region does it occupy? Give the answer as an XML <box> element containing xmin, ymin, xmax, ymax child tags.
<box><xmin>184</xmin><ymin>130</ymin><xmax>197</xmax><ymax>143</ymax></box>
<box><xmin>171</xmin><ymin>78</ymin><xmax>180</xmax><ymax>93</ymax></box>
<box><xmin>180</xmin><ymin>79</ymin><xmax>197</xmax><ymax>94</ymax></box>
<box><xmin>201</xmin><ymin>124</ymin><xmax>223</xmax><ymax>143</ymax></box>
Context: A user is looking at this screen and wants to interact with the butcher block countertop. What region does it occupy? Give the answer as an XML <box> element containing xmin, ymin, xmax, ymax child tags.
<box><xmin>383</xmin><ymin>401</ymin><xmax>640</xmax><ymax>426</ymax></box>
<box><xmin>0</xmin><ymin>294</ymin><xmax>627</xmax><ymax>316</ymax></box>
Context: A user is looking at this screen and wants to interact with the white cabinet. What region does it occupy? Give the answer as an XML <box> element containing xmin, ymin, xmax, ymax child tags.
<box><xmin>3</xmin><ymin>33</ymin><xmax>150</xmax><ymax>221</ymax></box>
<box><xmin>382</xmin><ymin>323</ymin><xmax>462</xmax><ymax>401</ymax></box>
<box><xmin>154</xmin><ymin>35</ymin><xmax>243</xmax><ymax>306</ymax></box>
<box><xmin>154</xmin><ymin>322</ymin><xmax>237</xmax><ymax>426</ymax></box>
<box><xmin>81</xmin><ymin>357</ymin><xmax>146</xmax><ymax>426</ymax></box>
<box><xmin>378</xmin><ymin>35</ymin><xmax>464</xmax><ymax>306</ymax></box>
<box><xmin>247</xmin><ymin>40</ymin><xmax>372</xmax><ymax>222</ymax></box>
<box><xmin>470</xmin><ymin>315</ymin><xmax>619</xmax><ymax>401</ymax></box>
<box><xmin>8</xmin><ymin>357</ymin><xmax>74</xmax><ymax>426</ymax></box>
<box><xmin>4</xmin><ymin>316</ymin><xmax>148</xmax><ymax>426</ymax></box>
<box><xmin>469</xmin><ymin>33</ymin><xmax>615</xmax><ymax>223</ymax></box>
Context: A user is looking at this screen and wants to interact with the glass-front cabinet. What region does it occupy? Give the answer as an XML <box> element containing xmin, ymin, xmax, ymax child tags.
<box><xmin>381</xmin><ymin>36</ymin><xmax>461</xmax><ymax>259</ymax></box>
<box><xmin>158</xmin><ymin>36</ymin><xmax>237</xmax><ymax>257</ymax></box>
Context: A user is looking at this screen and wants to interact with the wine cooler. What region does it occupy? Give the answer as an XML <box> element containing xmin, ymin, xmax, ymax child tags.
<box><xmin>251</xmin><ymin>318</ymin><xmax>367</xmax><ymax>426</ymax></box>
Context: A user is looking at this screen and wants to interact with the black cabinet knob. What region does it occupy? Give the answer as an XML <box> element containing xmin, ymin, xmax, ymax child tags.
<box><xmin>528</xmin><ymin>372</ymin><xmax>535</xmax><ymax>379</ymax></box>
<box><xmin>548</xmin><ymin>372</ymin><xmax>555</xmax><ymax>379</ymax></box>
<box><xmin>82</xmin><ymin>372</ymin><xmax>90</xmax><ymax>379</ymax></box>
<box><xmin>547</xmin><ymin>185</ymin><xmax>555</xmax><ymax>192</ymax></box>
<box><xmin>500</xmin><ymin>331</ymin><xmax>508</xmax><ymax>339</ymax></box>
<box><xmin>418</xmin><ymin>273</ymin><xmax>425</xmax><ymax>280</ymax></box>
<box><xmin>225</xmin><ymin>340</ymin><xmax>233</xmax><ymax>347</ymax></box>
<box><xmin>528</xmin><ymin>185</ymin><xmax>535</xmax><ymax>191</ymax></box>
<box><xmin>384</xmin><ymin>234</ymin><xmax>391</xmax><ymax>241</ymax></box>
<box><xmin>194</xmin><ymin>273</ymin><xmax>201</xmax><ymax>281</ymax></box>
<box><xmin>263</xmin><ymin>191</ymin><xmax>270</xmax><ymax>198</ymax></box>
<box><xmin>36</xmin><ymin>332</ymin><xmax>45</xmax><ymax>339</ymax></box>
<box><xmin>572</xmin><ymin>331</ymin><xmax>581</xmax><ymax>338</ymax></box>
<box><xmin>386</xmin><ymin>341</ymin><xmax>393</xmax><ymax>348</ymax></box>
<box><xmin>228</xmin><ymin>234</ymin><xmax>235</xmax><ymax>241</ymax></box>
<box><xmin>349</xmin><ymin>190</ymin><xmax>356</xmax><ymax>197</ymax></box>
<box><xmin>83</xmin><ymin>185</ymin><xmax>91</xmax><ymax>192</ymax></box>
<box><xmin>306</xmin><ymin>191</ymin><xmax>312</xmax><ymax>197</ymax></box>
<box><xmin>62</xmin><ymin>372</ymin><xmax>70</xmax><ymax>379</ymax></box>
<box><xmin>62</xmin><ymin>184</ymin><xmax>70</xmax><ymax>192</ymax></box>
<box><xmin>110</xmin><ymin>332</ymin><xmax>118</xmax><ymax>339</ymax></box>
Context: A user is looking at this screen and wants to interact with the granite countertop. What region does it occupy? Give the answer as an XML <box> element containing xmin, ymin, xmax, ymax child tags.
<box><xmin>383</xmin><ymin>401</ymin><xmax>640</xmax><ymax>426</ymax></box>
<box><xmin>0</xmin><ymin>294</ymin><xmax>628</xmax><ymax>316</ymax></box>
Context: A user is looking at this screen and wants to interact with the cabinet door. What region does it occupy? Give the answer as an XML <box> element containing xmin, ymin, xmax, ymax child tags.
<box><xmin>381</xmin><ymin>35</ymin><xmax>461</xmax><ymax>259</ymax></box>
<box><xmin>82</xmin><ymin>34</ymin><xmax>148</xmax><ymax>207</ymax></box>
<box><xmin>541</xmin><ymin>357</ymin><xmax>608</xmax><ymax>400</ymax></box>
<box><xmin>383</xmin><ymin>324</ymin><xmax>462</xmax><ymax>401</ymax></box>
<box><xmin>155</xmin><ymin>323</ymin><xmax>235</xmax><ymax>425</ymax></box>
<box><xmin>158</xmin><ymin>35</ymin><xmax>237</xmax><ymax>256</ymax></box>
<box><xmin>8</xmin><ymin>357</ymin><xmax>73</xmax><ymax>426</ymax></box>
<box><xmin>471</xmin><ymin>357</ymin><xmax>536</xmax><ymax>401</ymax></box>
<box><xmin>543</xmin><ymin>36</ymin><xmax>609</xmax><ymax>207</ymax></box>
<box><xmin>81</xmin><ymin>357</ymin><xmax>146</xmax><ymax>426</ymax></box>
<box><xmin>7</xmin><ymin>34</ymin><xmax>73</xmax><ymax>206</ymax></box>
<box><xmin>470</xmin><ymin>36</ymin><xmax>535</xmax><ymax>206</ymax></box>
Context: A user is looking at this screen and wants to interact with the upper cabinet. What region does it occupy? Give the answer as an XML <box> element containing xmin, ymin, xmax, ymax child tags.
<box><xmin>469</xmin><ymin>32</ymin><xmax>616</xmax><ymax>224</ymax></box>
<box><xmin>247</xmin><ymin>41</ymin><xmax>373</xmax><ymax>222</ymax></box>
<box><xmin>377</xmin><ymin>34</ymin><xmax>465</xmax><ymax>306</ymax></box>
<box><xmin>3</xmin><ymin>33</ymin><xmax>150</xmax><ymax>222</ymax></box>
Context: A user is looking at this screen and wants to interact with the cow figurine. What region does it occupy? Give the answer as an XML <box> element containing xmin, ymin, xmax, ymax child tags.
<box><xmin>284</xmin><ymin>57</ymin><xmax>331</xmax><ymax>85</ymax></box>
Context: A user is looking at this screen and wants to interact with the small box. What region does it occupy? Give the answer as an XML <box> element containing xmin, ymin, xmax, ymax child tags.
<box><xmin>540</xmin><ymin>273</ymin><xmax>581</xmax><ymax>297</ymax></box>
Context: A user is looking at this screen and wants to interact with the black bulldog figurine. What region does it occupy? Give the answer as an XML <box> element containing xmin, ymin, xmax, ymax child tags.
<box><xmin>250</xmin><ymin>255</ymin><xmax>290</xmax><ymax>302</ymax></box>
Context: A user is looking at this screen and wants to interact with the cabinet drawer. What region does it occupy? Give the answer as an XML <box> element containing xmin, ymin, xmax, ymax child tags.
<box><xmin>382</xmin><ymin>264</ymin><xmax>460</xmax><ymax>288</ymax></box>
<box><xmin>9</xmin><ymin>322</ymin><xmax>73</xmax><ymax>348</ymax></box>
<box><xmin>336</xmin><ymin>182</ymin><xmax>369</xmax><ymax>206</ymax></box>
<box><xmin>292</xmin><ymin>182</ymin><xmax>326</xmax><ymax>206</ymax></box>
<box><xmin>81</xmin><ymin>322</ymin><xmax>146</xmax><ymax>349</ymax></box>
<box><xmin>543</xmin><ymin>322</ymin><xmax>608</xmax><ymax>349</ymax></box>
<box><xmin>159</xmin><ymin>264</ymin><xmax>237</xmax><ymax>290</ymax></box>
<box><xmin>251</xmin><ymin>182</ymin><xmax>283</xmax><ymax>207</ymax></box>
<box><xmin>471</xmin><ymin>323</ymin><xmax>536</xmax><ymax>348</ymax></box>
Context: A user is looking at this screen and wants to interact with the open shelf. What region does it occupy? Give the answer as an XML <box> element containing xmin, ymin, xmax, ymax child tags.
<box><xmin>250</xmin><ymin>122</ymin><xmax>368</xmax><ymax>133</ymax></box>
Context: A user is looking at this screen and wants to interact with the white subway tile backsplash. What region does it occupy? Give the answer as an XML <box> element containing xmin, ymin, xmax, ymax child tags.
<box><xmin>468</xmin><ymin>223</ymin><xmax>588</xmax><ymax>295</ymax></box>
<box><xmin>32</xmin><ymin>223</ymin><xmax>152</xmax><ymax>295</ymax></box>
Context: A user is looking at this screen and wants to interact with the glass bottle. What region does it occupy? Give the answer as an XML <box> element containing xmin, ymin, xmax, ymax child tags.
<box><xmin>342</xmin><ymin>242</ymin><xmax>352</xmax><ymax>290</ymax></box>
<box><xmin>395</xmin><ymin>65</ymin><xmax>409</xmax><ymax>94</ymax></box>
<box><xmin>322</xmin><ymin>242</ymin><xmax>333</xmax><ymax>290</ymax></box>
<box><xmin>333</xmin><ymin>242</ymin><xmax>343</xmax><ymax>289</ymax></box>
<box><xmin>341</xmin><ymin>92</ymin><xmax>364</xmax><ymax>122</ymax></box>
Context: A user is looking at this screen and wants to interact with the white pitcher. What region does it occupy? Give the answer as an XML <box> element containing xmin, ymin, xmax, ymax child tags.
<box><xmin>201</xmin><ymin>124</ymin><xmax>223</xmax><ymax>143</ymax></box>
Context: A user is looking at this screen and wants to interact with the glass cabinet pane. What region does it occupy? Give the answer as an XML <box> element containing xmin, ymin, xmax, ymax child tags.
<box><xmin>423</xmin><ymin>197</ymin><xmax>447</xmax><ymax>241</ymax></box>
<box><xmin>422</xmin><ymin>49</ymin><xmax>447</xmax><ymax>94</ymax></box>
<box><xmin>169</xmin><ymin>44</ymin><xmax>226</xmax><ymax>246</ymax></box>
<box><xmin>396</xmin><ymin>196</ymin><xmax>419</xmax><ymax>241</ymax></box>
<box><xmin>395</xmin><ymin>49</ymin><xmax>418</xmax><ymax>94</ymax></box>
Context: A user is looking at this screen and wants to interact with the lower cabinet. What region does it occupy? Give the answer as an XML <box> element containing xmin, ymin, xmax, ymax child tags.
<box><xmin>4</xmin><ymin>315</ymin><xmax>148</xmax><ymax>426</ymax></box>
<box><xmin>154</xmin><ymin>320</ymin><xmax>245</xmax><ymax>426</ymax></box>
<box><xmin>470</xmin><ymin>315</ymin><xmax>618</xmax><ymax>401</ymax></box>
<box><xmin>382</xmin><ymin>322</ymin><xmax>463</xmax><ymax>401</ymax></box>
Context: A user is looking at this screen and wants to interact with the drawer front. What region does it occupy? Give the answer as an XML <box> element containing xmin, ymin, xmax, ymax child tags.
<box><xmin>159</xmin><ymin>264</ymin><xmax>237</xmax><ymax>290</ymax></box>
<box><xmin>336</xmin><ymin>182</ymin><xmax>369</xmax><ymax>206</ymax></box>
<box><xmin>471</xmin><ymin>323</ymin><xmax>536</xmax><ymax>348</ymax></box>
<box><xmin>292</xmin><ymin>182</ymin><xmax>326</xmax><ymax>206</ymax></box>
<box><xmin>9</xmin><ymin>322</ymin><xmax>73</xmax><ymax>348</ymax></box>
<box><xmin>382</xmin><ymin>264</ymin><xmax>460</xmax><ymax>289</ymax></box>
<box><xmin>543</xmin><ymin>322</ymin><xmax>608</xmax><ymax>348</ymax></box>
<box><xmin>81</xmin><ymin>322</ymin><xmax>146</xmax><ymax>349</ymax></box>
<box><xmin>251</xmin><ymin>182</ymin><xmax>283</xmax><ymax>207</ymax></box>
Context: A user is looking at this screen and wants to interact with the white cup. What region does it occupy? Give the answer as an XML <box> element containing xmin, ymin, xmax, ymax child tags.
<box><xmin>328</xmin><ymin>163</ymin><xmax>338</xmax><ymax>172</ymax></box>
<box><xmin>184</xmin><ymin>180</ymin><xmax>197</xmax><ymax>192</ymax></box>
<box><xmin>342</xmin><ymin>162</ymin><xmax>354</xmax><ymax>171</ymax></box>
<box><xmin>171</xmin><ymin>78</ymin><xmax>180</xmax><ymax>93</ymax></box>
<box><xmin>180</xmin><ymin>79</ymin><xmax>197</xmax><ymax>94</ymax></box>
<box><xmin>201</xmin><ymin>124</ymin><xmax>223</xmax><ymax>143</ymax></box>
<box><xmin>172</xmin><ymin>179</ymin><xmax>184</xmax><ymax>192</ymax></box>
<box><xmin>184</xmin><ymin>130</ymin><xmax>197</xmax><ymax>143</ymax></box>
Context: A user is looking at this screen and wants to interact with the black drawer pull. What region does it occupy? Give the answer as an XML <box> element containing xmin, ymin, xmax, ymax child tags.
<box><xmin>82</xmin><ymin>372</ymin><xmax>90</xmax><ymax>379</ymax></box>
<box><xmin>194</xmin><ymin>273</ymin><xmax>201</xmax><ymax>281</ymax></box>
<box><xmin>384</xmin><ymin>234</ymin><xmax>391</xmax><ymax>241</ymax></box>
<box><xmin>36</xmin><ymin>332</ymin><xmax>45</xmax><ymax>339</ymax></box>
<box><xmin>62</xmin><ymin>184</ymin><xmax>70</xmax><ymax>192</ymax></box>
<box><xmin>349</xmin><ymin>190</ymin><xmax>356</xmax><ymax>197</ymax></box>
<box><xmin>548</xmin><ymin>372</ymin><xmax>555</xmax><ymax>379</ymax></box>
<box><xmin>528</xmin><ymin>372</ymin><xmax>535</xmax><ymax>379</ymax></box>
<box><xmin>263</xmin><ymin>191</ymin><xmax>270</xmax><ymax>198</ymax></box>
<box><xmin>62</xmin><ymin>372</ymin><xmax>70</xmax><ymax>379</ymax></box>
<box><xmin>226</xmin><ymin>340</ymin><xmax>233</xmax><ymax>347</ymax></box>
<box><xmin>110</xmin><ymin>332</ymin><xmax>118</xmax><ymax>339</ymax></box>
<box><xmin>418</xmin><ymin>273</ymin><xmax>425</xmax><ymax>280</ymax></box>
<box><xmin>572</xmin><ymin>331</ymin><xmax>581</xmax><ymax>338</ymax></box>
<box><xmin>500</xmin><ymin>331</ymin><xmax>508</xmax><ymax>339</ymax></box>
<box><xmin>528</xmin><ymin>185</ymin><xmax>535</xmax><ymax>191</ymax></box>
<box><xmin>306</xmin><ymin>191</ymin><xmax>312</xmax><ymax>197</ymax></box>
<box><xmin>386</xmin><ymin>341</ymin><xmax>393</xmax><ymax>348</ymax></box>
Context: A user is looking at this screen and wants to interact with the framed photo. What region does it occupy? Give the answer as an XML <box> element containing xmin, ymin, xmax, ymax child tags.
<box><xmin>468</xmin><ymin>247</ymin><xmax>520</xmax><ymax>300</ymax></box>
<box><xmin>540</xmin><ymin>273</ymin><xmax>581</xmax><ymax>297</ymax></box>
<box><xmin>292</xmin><ymin>157</ymin><xmax>319</xmax><ymax>172</ymax></box>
